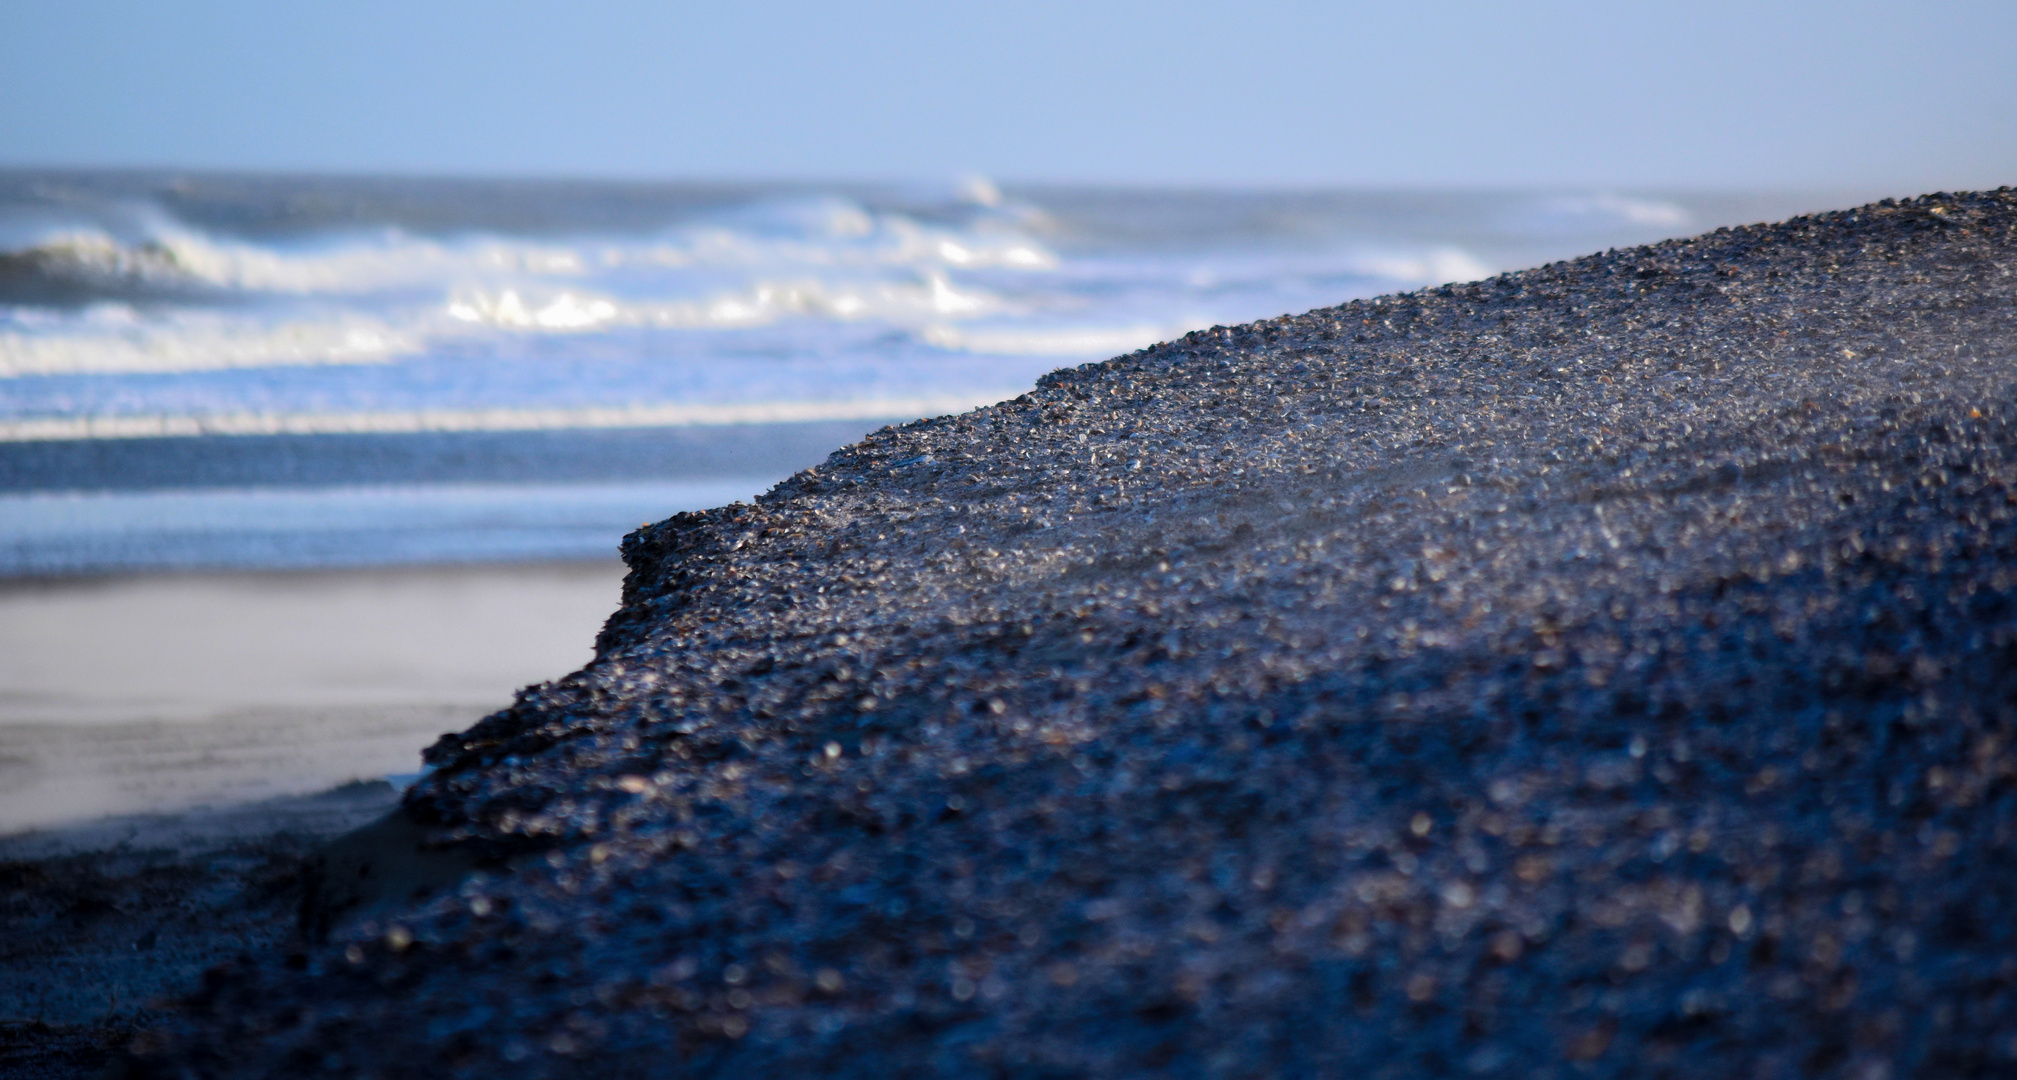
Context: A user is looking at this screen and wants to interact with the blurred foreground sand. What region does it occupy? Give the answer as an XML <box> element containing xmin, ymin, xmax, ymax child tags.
<box><xmin>0</xmin><ymin>561</ymin><xmax>626</xmax><ymax>836</ymax></box>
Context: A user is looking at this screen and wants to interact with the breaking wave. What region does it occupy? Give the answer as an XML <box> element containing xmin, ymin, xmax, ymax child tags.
<box><xmin>0</xmin><ymin>172</ymin><xmax>1782</xmax><ymax>573</ymax></box>
<box><xmin>0</xmin><ymin>195</ymin><xmax>1056</xmax><ymax>307</ymax></box>
<box><xmin>0</xmin><ymin>234</ymin><xmax>215</xmax><ymax>306</ymax></box>
<box><xmin>0</xmin><ymin>190</ymin><xmax>1071</xmax><ymax>376</ymax></box>
<box><xmin>0</xmin><ymin>176</ymin><xmax>1765</xmax><ymax>442</ymax></box>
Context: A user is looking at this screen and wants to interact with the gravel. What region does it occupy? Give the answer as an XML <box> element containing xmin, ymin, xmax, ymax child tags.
<box><xmin>136</xmin><ymin>190</ymin><xmax>2017</xmax><ymax>1078</ymax></box>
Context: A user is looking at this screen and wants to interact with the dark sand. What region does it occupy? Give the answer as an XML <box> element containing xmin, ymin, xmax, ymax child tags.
<box><xmin>0</xmin><ymin>563</ymin><xmax>626</xmax><ymax>1077</ymax></box>
<box><xmin>114</xmin><ymin>192</ymin><xmax>2017</xmax><ymax>1077</ymax></box>
<box><xmin>0</xmin><ymin>782</ymin><xmax>400</xmax><ymax>1079</ymax></box>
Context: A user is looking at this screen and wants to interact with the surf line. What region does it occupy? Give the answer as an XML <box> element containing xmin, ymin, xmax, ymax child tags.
<box><xmin>0</xmin><ymin>395</ymin><xmax>1009</xmax><ymax>442</ymax></box>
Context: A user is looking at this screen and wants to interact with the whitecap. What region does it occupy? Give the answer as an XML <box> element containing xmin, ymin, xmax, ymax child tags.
<box><xmin>0</xmin><ymin>392</ymin><xmax>1017</xmax><ymax>442</ymax></box>
<box><xmin>1345</xmin><ymin>247</ymin><xmax>1495</xmax><ymax>287</ymax></box>
<box><xmin>920</xmin><ymin>322</ymin><xmax>1201</xmax><ymax>358</ymax></box>
<box><xmin>0</xmin><ymin>310</ymin><xmax>419</xmax><ymax>376</ymax></box>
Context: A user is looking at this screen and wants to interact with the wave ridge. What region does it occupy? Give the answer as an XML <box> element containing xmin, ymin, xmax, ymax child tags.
<box><xmin>0</xmin><ymin>195</ymin><xmax>1059</xmax><ymax>307</ymax></box>
<box><xmin>0</xmin><ymin>393</ymin><xmax>1013</xmax><ymax>442</ymax></box>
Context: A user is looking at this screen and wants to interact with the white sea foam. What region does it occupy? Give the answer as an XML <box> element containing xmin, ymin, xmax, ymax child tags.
<box><xmin>1344</xmin><ymin>247</ymin><xmax>1495</xmax><ymax>287</ymax></box>
<box><xmin>0</xmin><ymin>176</ymin><xmax>1791</xmax><ymax>575</ymax></box>
<box><xmin>0</xmin><ymin>393</ymin><xmax>1010</xmax><ymax>442</ymax></box>
<box><xmin>0</xmin><ymin>307</ymin><xmax>421</xmax><ymax>376</ymax></box>
<box><xmin>1</xmin><ymin>198</ymin><xmax>1054</xmax><ymax>299</ymax></box>
<box><xmin>1518</xmin><ymin>193</ymin><xmax>1694</xmax><ymax>233</ymax></box>
<box><xmin>0</xmin><ymin>190</ymin><xmax>1518</xmax><ymax>388</ymax></box>
<box><xmin>919</xmin><ymin>322</ymin><xmax>1200</xmax><ymax>358</ymax></box>
<box><xmin>0</xmin><ymin>193</ymin><xmax>1061</xmax><ymax>376</ymax></box>
<box><xmin>0</xmin><ymin>270</ymin><xmax>1008</xmax><ymax>375</ymax></box>
<box><xmin>443</xmin><ymin>272</ymin><xmax>997</xmax><ymax>333</ymax></box>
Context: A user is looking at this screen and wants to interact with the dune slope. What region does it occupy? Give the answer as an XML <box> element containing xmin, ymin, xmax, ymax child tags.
<box><xmin>145</xmin><ymin>191</ymin><xmax>2017</xmax><ymax>1078</ymax></box>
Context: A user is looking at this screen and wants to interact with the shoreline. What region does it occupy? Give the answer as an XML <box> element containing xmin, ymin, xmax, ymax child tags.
<box><xmin>0</xmin><ymin>561</ymin><xmax>626</xmax><ymax>1076</ymax></box>
<box><xmin>0</xmin><ymin>559</ymin><xmax>625</xmax><ymax>834</ymax></box>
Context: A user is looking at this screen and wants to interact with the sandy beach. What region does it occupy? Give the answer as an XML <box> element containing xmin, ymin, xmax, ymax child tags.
<box><xmin>0</xmin><ymin>560</ymin><xmax>626</xmax><ymax>835</ymax></box>
<box><xmin>7</xmin><ymin>191</ymin><xmax>2015</xmax><ymax>1078</ymax></box>
<box><xmin>119</xmin><ymin>191</ymin><xmax>2017</xmax><ymax>1078</ymax></box>
<box><xmin>0</xmin><ymin>560</ymin><xmax>627</xmax><ymax>1077</ymax></box>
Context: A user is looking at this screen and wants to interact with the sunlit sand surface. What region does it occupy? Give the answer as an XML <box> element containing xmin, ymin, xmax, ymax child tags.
<box><xmin>0</xmin><ymin>561</ymin><xmax>626</xmax><ymax>833</ymax></box>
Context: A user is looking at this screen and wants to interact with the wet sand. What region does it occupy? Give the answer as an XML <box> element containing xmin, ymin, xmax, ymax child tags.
<box><xmin>0</xmin><ymin>560</ymin><xmax>626</xmax><ymax>833</ymax></box>
<box><xmin>0</xmin><ymin>561</ymin><xmax>626</xmax><ymax>1077</ymax></box>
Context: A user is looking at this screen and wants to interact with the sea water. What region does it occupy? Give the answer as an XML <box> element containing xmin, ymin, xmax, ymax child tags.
<box><xmin>0</xmin><ymin>171</ymin><xmax>1836</xmax><ymax>575</ymax></box>
<box><xmin>0</xmin><ymin>173</ymin><xmax>1852</xmax><ymax>830</ymax></box>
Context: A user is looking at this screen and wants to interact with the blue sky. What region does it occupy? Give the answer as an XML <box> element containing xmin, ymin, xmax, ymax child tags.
<box><xmin>3</xmin><ymin>0</ymin><xmax>2013</xmax><ymax>189</ymax></box>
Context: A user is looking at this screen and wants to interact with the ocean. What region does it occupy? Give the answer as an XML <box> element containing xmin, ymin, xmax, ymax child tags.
<box><xmin>0</xmin><ymin>171</ymin><xmax>1840</xmax><ymax>576</ymax></box>
<box><xmin>0</xmin><ymin>174</ymin><xmax>1867</xmax><ymax>831</ymax></box>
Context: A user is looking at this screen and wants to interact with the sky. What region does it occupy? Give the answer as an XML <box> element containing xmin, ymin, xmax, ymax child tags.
<box><xmin>2</xmin><ymin>0</ymin><xmax>2014</xmax><ymax>190</ymax></box>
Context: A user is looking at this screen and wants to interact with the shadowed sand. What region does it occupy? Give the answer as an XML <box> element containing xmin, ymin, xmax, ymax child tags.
<box><xmin>0</xmin><ymin>561</ymin><xmax>625</xmax><ymax>1079</ymax></box>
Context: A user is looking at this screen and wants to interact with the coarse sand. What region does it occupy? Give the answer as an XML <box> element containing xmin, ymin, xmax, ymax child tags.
<box><xmin>117</xmin><ymin>191</ymin><xmax>2017</xmax><ymax>1078</ymax></box>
